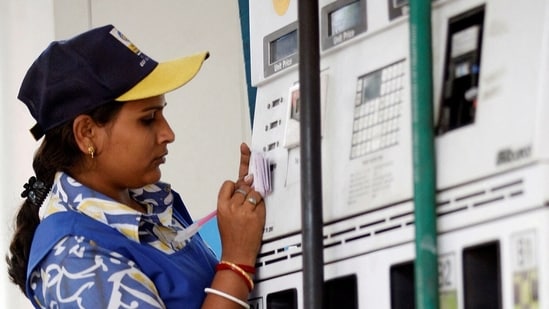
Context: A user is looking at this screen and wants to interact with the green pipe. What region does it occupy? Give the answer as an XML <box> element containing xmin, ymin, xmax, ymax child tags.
<box><xmin>408</xmin><ymin>1</ymin><xmax>439</xmax><ymax>309</ymax></box>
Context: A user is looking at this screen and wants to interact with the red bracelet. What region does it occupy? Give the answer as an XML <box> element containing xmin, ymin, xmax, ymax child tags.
<box><xmin>236</xmin><ymin>263</ymin><xmax>256</xmax><ymax>274</ymax></box>
<box><xmin>216</xmin><ymin>261</ymin><xmax>254</xmax><ymax>292</ymax></box>
<box><xmin>216</xmin><ymin>260</ymin><xmax>255</xmax><ymax>274</ymax></box>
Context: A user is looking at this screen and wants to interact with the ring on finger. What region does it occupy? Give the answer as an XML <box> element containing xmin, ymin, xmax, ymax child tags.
<box><xmin>246</xmin><ymin>196</ymin><xmax>258</xmax><ymax>206</ymax></box>
<box><xmin>234</xmin><ymin>188</ymin><xmax>247</xmax><ymax>196</ymax></box>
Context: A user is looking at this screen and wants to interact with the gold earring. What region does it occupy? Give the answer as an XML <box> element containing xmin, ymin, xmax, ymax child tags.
<box><xmin>87</xmin><ymin>145</ymin><xmax>95</xmax><ymax>159</ymax></box>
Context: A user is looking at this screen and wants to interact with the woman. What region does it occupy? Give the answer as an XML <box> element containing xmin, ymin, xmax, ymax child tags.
<box><xmin>6</xmin><ymin>24</ymin><xmax>265</xmax><ymax>308</ymax></box>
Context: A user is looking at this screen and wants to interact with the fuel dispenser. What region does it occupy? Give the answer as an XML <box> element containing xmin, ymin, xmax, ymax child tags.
<box><xmin>245</xmin><ymin>0</ymin><xmax>549</xmax><ymax>308</ymax></box>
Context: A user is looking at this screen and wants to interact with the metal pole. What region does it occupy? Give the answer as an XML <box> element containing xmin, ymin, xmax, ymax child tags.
<box><xmin>408</xmin><ymin>1</ymin><xmax>439</xmax><ymax>308</ymax></box>
<box><xmin>297</xmin><ymin>0</ymin><xmax>324</xmax><ymax>308</ymax></box>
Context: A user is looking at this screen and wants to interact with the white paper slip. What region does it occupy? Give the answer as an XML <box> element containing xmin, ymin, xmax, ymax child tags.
<box><xmin>249</xmin><ymin>151</ymin><xmax>272</xmax><ymax>198</ymax></box>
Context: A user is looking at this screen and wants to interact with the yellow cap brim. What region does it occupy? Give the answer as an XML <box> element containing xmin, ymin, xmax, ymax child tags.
<box><xmin>116</xmin><ymin>51</ymin><xmax>209</xmax><ymax>101</ymax></box>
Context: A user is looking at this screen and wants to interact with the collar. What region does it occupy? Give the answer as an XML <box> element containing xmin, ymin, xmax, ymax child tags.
<box><xmin>40</xmin><ymin>172</ymin><xmax>177</xmax><ymax>243</ymax></box>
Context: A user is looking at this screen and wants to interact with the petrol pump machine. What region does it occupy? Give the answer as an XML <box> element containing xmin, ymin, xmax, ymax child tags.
<box><xmin>246</xmin><ymin>0</ymin><xmax>549</xmax><ymax>308</ymax></box>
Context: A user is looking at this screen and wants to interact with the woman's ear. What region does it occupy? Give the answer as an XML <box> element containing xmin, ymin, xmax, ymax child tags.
<box><xmin>73</xmin><ymin>115</ymin><xmax>98</xmax><ymax>156</ymax></box>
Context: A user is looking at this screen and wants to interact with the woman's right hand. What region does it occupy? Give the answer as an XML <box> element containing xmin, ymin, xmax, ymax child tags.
<box><xmin>203</xmin><ymin>144</ymin><xmax>266</xmax><ymax>308</ymax></box>
<box><xmin>216</xmin><ymin>143</ymin><xmax>266</xmax><ymax>266</ymax></box>
<box><xmin>216</xmin><ymin>180</ymin><xmax>266</xmax><ymax>266</ymax></box>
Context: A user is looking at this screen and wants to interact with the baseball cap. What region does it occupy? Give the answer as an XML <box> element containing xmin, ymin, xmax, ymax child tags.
<box><xmin>18</xmin><ymin>24</ymin><xmax>209</xmax><ymax>140</ymax></box>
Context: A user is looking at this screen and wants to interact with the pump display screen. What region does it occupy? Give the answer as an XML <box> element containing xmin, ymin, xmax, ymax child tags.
<box><xmin>263</xmin><ymin>21</ymin><xmax>298</xmax><ymax>78</ymax></box>
<box><xmin>269</xmin><ymin>30</ymin><xmax>298</xmax><ymax>64</ymax></box>
<box><xmin>321</xmin><ymin>0</ymin><xmax>367</xmax><ymax>50</ymax></box>
<box><xmin>329</xmin><ymin>1</ymin><xmax>361</xmax><ymax>35</ymax></box>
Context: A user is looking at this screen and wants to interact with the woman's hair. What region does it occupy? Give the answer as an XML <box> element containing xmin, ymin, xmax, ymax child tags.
<box><xmin>6</xmin><ymin>101</ymin><xmax>125</xmax><ymax>293</ymax></box>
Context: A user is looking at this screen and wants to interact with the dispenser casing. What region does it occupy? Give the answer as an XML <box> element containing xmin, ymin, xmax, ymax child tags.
<box><xmin>247</xmin><ymin>0</ymin><xmax>549</xmax><ymax>307</ymax></box>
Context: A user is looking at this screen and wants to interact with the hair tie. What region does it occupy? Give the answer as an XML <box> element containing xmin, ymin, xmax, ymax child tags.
<box><xmin>21</xmin><ymin>176</ymin><xmax>49</xmax><ymax>207</ymax></box>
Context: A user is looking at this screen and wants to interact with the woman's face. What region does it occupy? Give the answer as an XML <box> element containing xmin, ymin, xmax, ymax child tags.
<box><xmin>94</xmin><ymin>95</ymin><xmax>175</xmax><ymax>189</ymax></box>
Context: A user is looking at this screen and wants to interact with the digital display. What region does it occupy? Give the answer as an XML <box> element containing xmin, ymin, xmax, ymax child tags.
<box><xmin>269</xmin><ymin>30</ymin><xmax>298</xmax><ymax>64</ymax></box>
<box><xmin>263</xmin><ymin>21</ymin><xmax>298</xmax><ymax>77</ymax></box>
<box><xmin>329</xmin><ymin>1</ymin><xmax>361</xmax><ymax>36</ymax></box>
<box><xmin>321</xmin><ymin>0</ymin><xmax>367</xmax><ymax>50</ymax></box>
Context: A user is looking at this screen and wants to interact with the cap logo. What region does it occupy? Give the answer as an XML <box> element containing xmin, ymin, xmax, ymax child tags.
<box><xmin>109</xmin><ymin>27</ymin><xmax>149</xmax><ymax>67</ymax></box>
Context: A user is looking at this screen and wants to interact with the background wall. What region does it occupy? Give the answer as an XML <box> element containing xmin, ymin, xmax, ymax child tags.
<box><xmin>0</xmin><ymin>0</ymin><xmax>250</xmax><ymax>307</ymax></box>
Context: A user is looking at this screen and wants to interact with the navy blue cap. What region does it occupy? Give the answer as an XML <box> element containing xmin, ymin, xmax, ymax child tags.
<box><xmin>18</xmin><ymin>24</ymin><xmax>209</xmax><ymax>140</ymax></box>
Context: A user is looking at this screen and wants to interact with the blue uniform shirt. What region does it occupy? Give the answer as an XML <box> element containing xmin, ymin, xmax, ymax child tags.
<box><xmin>26</xmin><ymin>172</ymin><xmax>219</xmax><ymax>308</ymax></box>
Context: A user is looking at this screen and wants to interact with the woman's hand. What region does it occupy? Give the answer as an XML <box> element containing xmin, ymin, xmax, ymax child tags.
<box><xmin>216</xmin><ymin>143</ymin><xmax>266</xmax><ymax>266</ymax></box>
<box><xmin>203</xmin><ymin>143</ymin><xmax>266</xmax><ymax>308</ymax></box>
